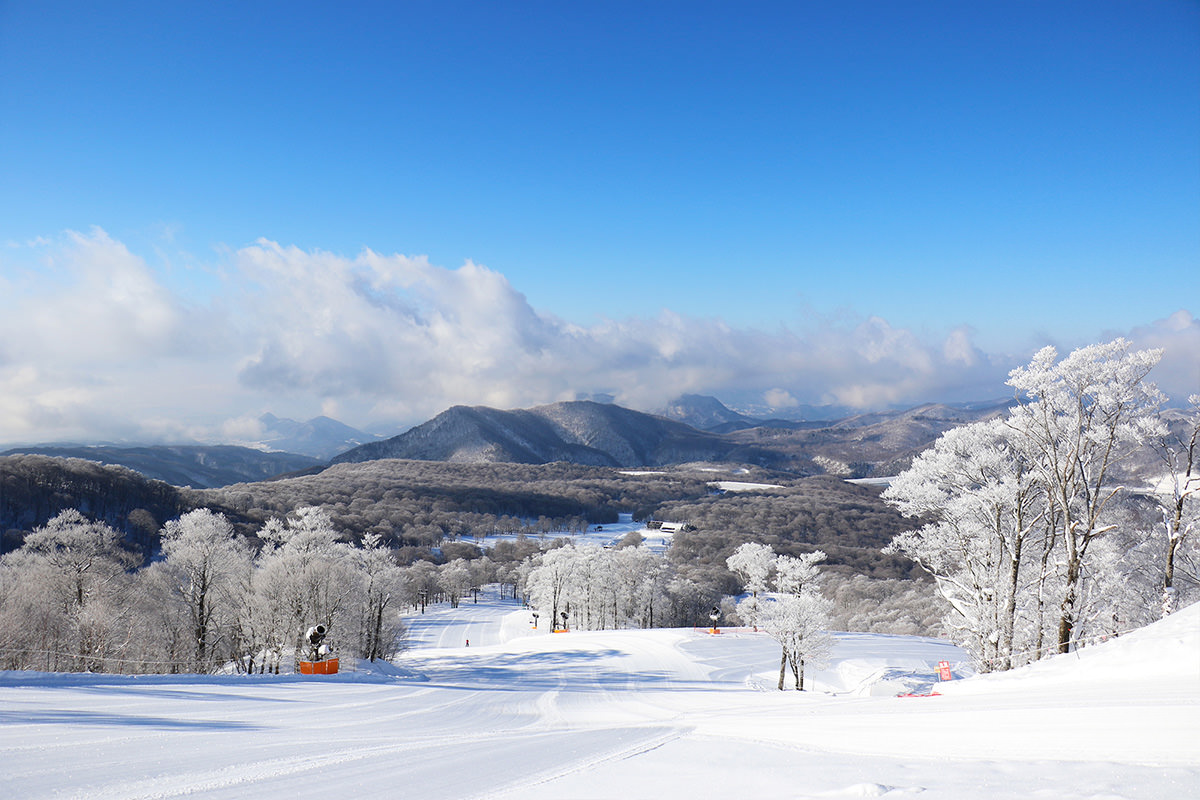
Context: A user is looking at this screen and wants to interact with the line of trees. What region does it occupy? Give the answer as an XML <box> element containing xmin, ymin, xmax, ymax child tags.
<box><xmin>0</xmin><ymin>507</ymin><xmax>413</xmax><ymax>673</ymax></box>
<box><xmin>522</xmin><ymin>541</ymin><xmax>731</xmax><ymax>632</ymax></box>
<box><xmin>883</xmin><ymin>339</ymin><xmax>1199</xmax><ymax>672</ymax></box>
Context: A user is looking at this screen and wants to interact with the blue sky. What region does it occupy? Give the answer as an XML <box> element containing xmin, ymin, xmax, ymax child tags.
<box><xmin>0</xmin><ymin>1</ymin><xmax>1197</xmax><ymax>443</ymax></box>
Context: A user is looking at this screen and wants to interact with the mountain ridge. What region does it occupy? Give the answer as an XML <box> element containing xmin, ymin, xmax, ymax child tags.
<box><xmin>331</xmin><ymin>401</ymin><xmax>749</xmax><ymax>468</ymax></box>
<box><xmin>330</xmin><ymin>397</ymin><xmax>1011</xmax><ymax>475</ymax></box>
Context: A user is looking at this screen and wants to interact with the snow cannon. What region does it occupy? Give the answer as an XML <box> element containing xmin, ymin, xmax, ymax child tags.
<box><xmin>306</xmin><ymin>625</ymin><xmax>327</xmax><ymax>650</ymax></box>
<box><xmin>298</xmin><ymin>624</ymin><xmax>339</xmax><ymax>675</ymax></box>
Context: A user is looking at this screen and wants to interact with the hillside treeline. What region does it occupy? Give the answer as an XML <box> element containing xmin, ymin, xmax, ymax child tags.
<box><xmin>2</xmin><ymin>455</ymin><xmax>921</xmax><ymax>580</ymax></box>
<box><xmin>663</xmin><ymin>476</ymin><xmax>922</xmax><ymax>579</ymax></box>
<box><xmin>0</xmin><ymin>455</ymin><xmax>199</xmax><ymax>554</ymax></box>
<box><xmin>0</xmin><ymin>504</ymin><xmax>941</xmax><ymax>675</ymax></box>
<box><xmin>202</xmin><ymin>460</ymin><xmax>721</xmax><ymax>549</ymax></box>
<box><xmin>203</xmin><ymin>461</ymin><xmax>921</xmax><ymax>578</ymax></box>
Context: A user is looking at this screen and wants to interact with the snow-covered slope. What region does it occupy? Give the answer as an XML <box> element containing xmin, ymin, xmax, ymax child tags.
<box><xmin>1</xmin><ymin>594</ymin><xmax>1196</xmax><ymax>800</ymax></box>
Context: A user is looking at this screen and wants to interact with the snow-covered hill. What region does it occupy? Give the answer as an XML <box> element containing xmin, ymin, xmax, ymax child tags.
<box><xmin>1</xmin><ymin>595</ymin><xmax>1196</xmax><ymax>799</ymax></box>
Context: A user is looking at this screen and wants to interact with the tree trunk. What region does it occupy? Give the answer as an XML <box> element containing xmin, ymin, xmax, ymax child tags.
<box><xmin>777</xmin><ymin>647</ymin><xmax>787</xmax><ymax>691</ymax></box>
<box><xmin>1058</xmin><ymin>553</ymin><xmax>1081</xmax><ymax>654</ymax></box>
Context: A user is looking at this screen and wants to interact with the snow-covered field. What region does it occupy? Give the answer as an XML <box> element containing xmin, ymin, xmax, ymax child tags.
<box><xmin>482</xmin><ymin>513</ymin><xmax>677</xmax><ymax>553</ymax></box>
<box><xmin>2</xmin><ymin>594</ymin><xmax>1197</xmax><ymax>800</ymax></box>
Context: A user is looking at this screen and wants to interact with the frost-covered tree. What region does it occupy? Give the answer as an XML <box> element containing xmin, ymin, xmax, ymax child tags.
<box><xmin>158</xmin><ymin>509</ymin><xmax>252</xmax><ymax>672</ymax></box>
<box><xmin>756</xmin><ymin>591</ymin><xmax>833</xmax><ymax>691</ymax></box>
<box><xmin>774</xmin><ymin>551</ymin><xmax>826</xmax><ymax>596</ymax></box>
<box><xmin>1154</xmin><ymin>394</ymin><xmax>1200</xmax><ymax>616</ymax></box>
<box><xmin>526</xmin><ymin>546</ymin><xmax>576</xmax><ymax>631</ymax></box>
<box><xmin>523</xmin><ymin>543</ymin><xmax>673</xmax><ymax>632</ymax></box>
<box><xmin>404</xmin><ymin>560</ymin><xmax>441</xmax><ymax>612</ymax></box>
<box><xmin>726</xmin><ymin>542</ymin><xmax>775</xmax><ymax>595</ymax></box>
<box><xmin>884</xmin><ymin>419</ymin><xmax>1042</xmax><ymax>671</ymax></box>
<box><xmin>886</xmin><ymin>339</ymin><xmax>1168</xmax><ymax>666</ymax></box>
<box><xmin>244</xmin><ymin>507</ymin><xmax>357</xmax><ymax>671</ymax></box>
<box><xmin>439</xmin><ymin>559</ymin><xmax>472</xmax><ymax>609</ymax></box>
<box><xmin>726</xmin><ymin>542</ymin><xmax>775</xmax><ymax>631</ymax></box>
<box><xmin>1007</xmin><ymin>338</ymin><xmax>1164</xmax><ymax>653</ymax></box>
<box><xmin>347</xmin><ymin>533</ymin><xmax>405</xmax><ymax>661</ymax></box>
<box><xmin>2</xmin><ymin>510</ymin><xmax>140</xmax><ymax>671</ymax></box>
<box><xmin>732</xmin><ymin>544</ymin><xmax>831</xmax><ymax>690</ymax></box>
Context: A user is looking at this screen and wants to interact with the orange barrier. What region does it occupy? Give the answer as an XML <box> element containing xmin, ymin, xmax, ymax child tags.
<box><xmin>298</xmin><ymin>658</ymin><xmax>339</xmax><ymax>675</ymax></box>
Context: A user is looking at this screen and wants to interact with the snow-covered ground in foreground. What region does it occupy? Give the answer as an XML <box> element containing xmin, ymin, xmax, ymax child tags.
<box><xmin>1</xmin><ymin>594</ymin><xmax>1197</xmax><ymax>800</ymax></box>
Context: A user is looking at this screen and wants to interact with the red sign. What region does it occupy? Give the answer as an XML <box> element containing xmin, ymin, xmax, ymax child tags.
<box><xmin>937</xmin><ymin>660</ymin><xmax>953</xmax><ymax>681</ymax></box>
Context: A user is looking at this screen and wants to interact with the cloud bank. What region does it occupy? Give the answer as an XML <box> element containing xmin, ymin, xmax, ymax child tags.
<box><xmin>1</xmin><ymin>228</ymin><xmax>1195</xmax><ymax>445</ymax></box>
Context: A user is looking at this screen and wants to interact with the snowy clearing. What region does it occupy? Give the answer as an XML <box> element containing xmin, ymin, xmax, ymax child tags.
<box><xmin>709</xmin><ymin>480</ymin><xmax>785</xmax><ymax>492</ymax></box>
<box><xmin>1</xmin><ymin>593</ymin><xmax>1196</xmax><ymax>800</ymax></box>
<box><xmin>480</xmin><ymin>513</ymin><xmax>676</xmax><ymax>554</ymax></box>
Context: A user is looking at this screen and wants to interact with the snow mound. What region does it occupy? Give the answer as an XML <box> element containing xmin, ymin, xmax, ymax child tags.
<box><xmin>941</xmin><ymin>600</ymin><xmax>1200</xmax><ymax>696</ymax></box>
<box><xmin>815</xmin><ymin>631</ymin><xmax>973</xmax><ymax>696</ymax></box>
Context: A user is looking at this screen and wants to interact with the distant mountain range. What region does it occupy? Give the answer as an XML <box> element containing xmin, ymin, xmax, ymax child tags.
<box><xmin>655</xmin><ymin>393</ymin><xmax>827</xmax><ymax>433</ymax></box>
<box><xmin>331</xmin><ymin>397</ymin><xmax>1012</xmax><ymax>477</ymax></box>
<box><xmin>0</xmin><ymin>444</ymin><xmax>321</xmax><ymax>489</ymax></box>
<box><xmin>0</xmin><ymin>397</ymin><xmax>1014</xmax><ymax>490</ymax></box>
<box><xmin>0</xmin><ymin>413</ymin><xmax>375</xmax><ymax>489</ymax></box>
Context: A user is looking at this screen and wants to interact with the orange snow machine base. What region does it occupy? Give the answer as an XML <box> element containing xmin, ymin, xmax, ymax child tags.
<box><xmin>298</xmin><ymin>658</ymin><xmax>339</xmax><ymax>675</ymax></box>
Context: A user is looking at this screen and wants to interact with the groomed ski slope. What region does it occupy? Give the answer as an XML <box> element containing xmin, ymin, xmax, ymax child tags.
<box><xmin>1</xmin><ymin>592</ymin><xmax>1196</xmax><ymax>800</ymax></box>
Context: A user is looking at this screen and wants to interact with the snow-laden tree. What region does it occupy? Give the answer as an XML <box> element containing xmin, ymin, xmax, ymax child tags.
<box><xmin>158</xmin><ymin>509</ymin><xmax>252</xmax><ymax>672</ymax></box>
<box><xmin>439</xmin><ymin>559</ymin><xmax>472</xmax><ymax>608</ymax></box>
<box><xmin>726</xmin><ymin>542</ymin><xmax>775</xmax><ymax>631</ymax></box>
<box><xmin>732</xmin><ymin>544</ymin><xmax>832</xmax><ymax>690</ymax></box>
<box><xmin>524</xmin><ymin>543</ymin><xmax>673</xmax><ymax>632</ymax></box>
<box><xmin>612</xmin><ymin>545</ymin><xmax>669</xmax><ymax>629</ymax></box>
<box><xmin>1007</xmin><ymin>338</ymin><xmax>1164</xmax><ymax>653</ymax></box>
<box><xmin>526</xmin><ymin>545</ymin><xmax>577</xmax><ymax>631</ymax></box>
<box><xmin>346</xmin><ymin>533</ymin><xmax>406</xmax><ymax>662</ymax></box>
<box><xmin>774</xmin><ymin>551</ymin><xmax>826</xmax><ymax>596</ymax></box>
<box><xmin>403</xmin><ymin>560</ymin><xmax>441</xmax><ymax>612</ymax></box>
<box><xmin>886</xmin><ymin>339</ymin><xmax>1169</xmax><ymax>667</ymax></box>
<box><xmin>884</xmin><ymin>418</ymin><xmax>1043</xmax><ymax>671</ymax></box>
<box><xmin>1074</xmin><ymin>522</ymin><xmax>1160</xmax><ymax>643</ymax></box>
<box><xmin>1154</xmin><ymin>394</ymin><xmax>1200</xmax><ymax>616</ymax></box>
<box><xmin>756</xmin><ymin>591</ymin><xmax>833</xmax><ymax>691</ymax></box>
<box><xmin>243</xmin><ymin>507</ymin><xmax>358</xmax><ymax>671</ymax></box>
<box><xmin>0</xmin><ymin>510</ymin><xmax>140</xmax><ymax>671</ymax></box>
<box><xmin>726</xmin><ymin>542</ymin><xmax>775</xmax><ymax>595</ymax></box>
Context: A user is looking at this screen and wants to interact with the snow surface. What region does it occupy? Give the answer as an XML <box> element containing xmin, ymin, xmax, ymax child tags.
<box><xmin>709</xmin><ymin>480</ymin><xmax>785</xmax><ymax>492</ymax></box>
<box><xmin>481</xmin><ymin>513</ymin><xmax>676</xmax><ymax>554</ymax></box>
<box><xmin>1</xmin><ymin>592</ymin><xmax>1197</xmax><ymax>799</ymax></box>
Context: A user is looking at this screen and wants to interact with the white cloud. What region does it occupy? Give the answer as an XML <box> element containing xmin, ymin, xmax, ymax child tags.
<box><xmin>943</xmin><ymin>326</ymin><xmax>979</xmax><ymax>367</ymax></box>
<box><xmin>0</xmin><ymin>229</ymin><xmax>1193</xmax><ymax>444</ymax></box>
<box><xmin>764</xmin><ymin>389</ymin><xmax>799</xmax><ymax>409</ymax></box>
<box><xmin>1125</xmin><ymin>310</ymin><xmax>1200</xmax><ymax>405</ymax></box>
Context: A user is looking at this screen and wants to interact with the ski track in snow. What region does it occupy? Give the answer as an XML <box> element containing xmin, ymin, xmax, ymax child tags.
<box><xmin>1</xmin><ymin>587</ymin><xmax>1197</xmax><ymax>800</ymax></box>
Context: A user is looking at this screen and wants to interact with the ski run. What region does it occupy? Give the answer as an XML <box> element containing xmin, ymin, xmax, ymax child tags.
<box><xmin>1</xmin><ymin>590</ymin><xmax>1196</xmax><ymax>800</ymax></box>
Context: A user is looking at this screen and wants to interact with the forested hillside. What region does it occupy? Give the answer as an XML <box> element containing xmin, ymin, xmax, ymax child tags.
<box><xmin>0</xmin><ymin>455</ymin><xmax>200</xmax><ymax>554</ymax></box>
<box><xmin>664</xmin><ymin>476</ymin><xmax>922</xmax><ymax>578</ymax></box>
<box><xmin>0</xmin><ymin>444</ymin><xmax>321</xmax><ymax>489</ymax></box>
<box><xmin>204</xmin><ymin>459</ymin><xmax>718</xmax><ymax>547</ymax></box>
<box><xmin>2</xmin><ymin>453</ymin><xmax>922</xmax><ymax>578</ymax></box>
<box><xmin>330</xmin><ymin>401</ymin><xmax>760</xmax><ymax>467</ymax></box>
<box><xmin>199</xmin><ymin>459</ymin><xmax>920</xmax><ymax>577</ymax></box>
